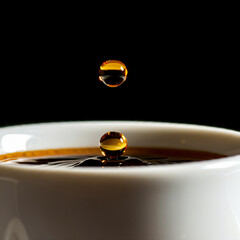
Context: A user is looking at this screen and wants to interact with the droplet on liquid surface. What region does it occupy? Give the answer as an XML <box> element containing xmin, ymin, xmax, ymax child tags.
<box><xmin>100</xmin><ymin>131</ymin><xmax>127</xmax><ymax>159</ymax></box>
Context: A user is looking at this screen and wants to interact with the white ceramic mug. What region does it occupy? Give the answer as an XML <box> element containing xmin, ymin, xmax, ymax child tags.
<box><xmin>0</xmin><ymin>121</ymin><xmax>240</xmax><ymax>240</ymax></box>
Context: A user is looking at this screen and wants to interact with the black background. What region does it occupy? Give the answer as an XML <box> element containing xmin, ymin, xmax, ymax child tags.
<box><xmin>1</xmin><ymin>8</ymin><xmax>239</xmax><ymax>131</ymax></box>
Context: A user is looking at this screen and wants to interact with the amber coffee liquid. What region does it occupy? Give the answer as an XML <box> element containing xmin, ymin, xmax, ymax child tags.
<box><xmin>0</xmin><ymin>147</ymin><xmax>226</xmax><ymax>167</ymax></box>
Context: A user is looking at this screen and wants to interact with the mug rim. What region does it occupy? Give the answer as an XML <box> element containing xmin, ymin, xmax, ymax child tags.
<box><xmin>0</xmin><ymin>121</ymin><xmax>240</xmax><ymax>175</ymax></box>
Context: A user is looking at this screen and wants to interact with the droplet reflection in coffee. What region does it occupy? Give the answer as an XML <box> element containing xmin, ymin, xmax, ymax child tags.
<box><xmin>100</xmin><ymin>131</ymin><xmax>127</xmax><ymax>159</ymax></box>
<box><xmin>99</xmin><ymin>60</ymin><xmax>128</xmax><ymax>87</ymax></box>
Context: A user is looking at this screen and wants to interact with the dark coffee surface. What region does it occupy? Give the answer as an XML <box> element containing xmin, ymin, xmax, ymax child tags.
<box><xmin>0</xmin><ymin>147</ymin><xmax>226</xmax><ymax>167</ymax></box>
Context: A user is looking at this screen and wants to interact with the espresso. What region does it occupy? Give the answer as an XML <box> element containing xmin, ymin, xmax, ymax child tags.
<box><xmin>0</xmin><ymin>147</ymin><xmax>226</xmax><ymax>167</ymax></box>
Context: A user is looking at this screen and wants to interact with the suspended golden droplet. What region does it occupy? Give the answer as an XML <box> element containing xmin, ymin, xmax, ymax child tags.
<box><xmin>99</xmin><ymin>60</ymin><xmax>128</xmax><ymax>87</ymax></box>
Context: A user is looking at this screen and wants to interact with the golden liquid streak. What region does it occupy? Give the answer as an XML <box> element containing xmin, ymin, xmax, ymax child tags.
<box><xmin>0</xmin><ymin>148</ymin><xmax>100</xmax><ymax>163</ymax></box>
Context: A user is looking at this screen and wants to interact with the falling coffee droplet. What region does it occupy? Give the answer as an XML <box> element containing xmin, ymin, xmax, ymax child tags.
<box><xmin>100</xmin><ymin>132</ymin><xmax>128</xmax><ymax>159</ymax></box>
<box><xmin>99</xmin><ymin>60</ymin><xmax>128</xmax><ymax>87</ymax></box>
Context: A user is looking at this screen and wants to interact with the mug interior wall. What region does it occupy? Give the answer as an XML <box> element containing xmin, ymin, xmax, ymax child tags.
<box><xmin>0</xmin><ymin>121</ymin><xmax>240</xmax><ymax>156</ymax></box>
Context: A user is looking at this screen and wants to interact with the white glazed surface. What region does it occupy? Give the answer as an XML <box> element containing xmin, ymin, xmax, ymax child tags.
<box><xmin>0</xmin><ymin>121</ymin><xmax>240</xmax><ymax>240</ymax></box>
